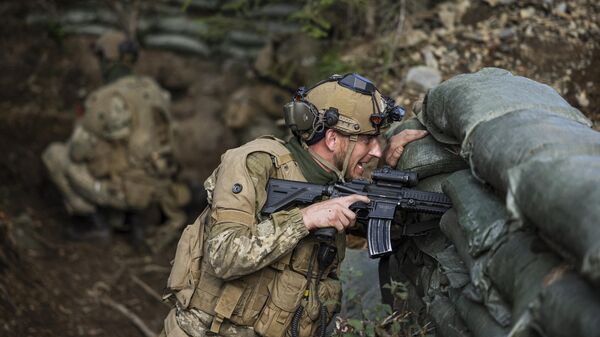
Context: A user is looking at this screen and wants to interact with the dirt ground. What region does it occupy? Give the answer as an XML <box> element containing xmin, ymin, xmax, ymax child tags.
<box><xmin>0</xmin><ymin>1</ymin><xmax>598</xmax><ymax>337</ymax></box>
<box><xmin>0</xmin><ymin>7</ymin><xmax>176</xmax><ymax>336</ymax></box>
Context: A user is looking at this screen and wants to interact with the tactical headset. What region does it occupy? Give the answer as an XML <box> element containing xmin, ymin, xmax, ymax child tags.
<box><xmin>283</xmin><ymin>73</ymin><xmax>405</xmax><ymax>143</ymax></box>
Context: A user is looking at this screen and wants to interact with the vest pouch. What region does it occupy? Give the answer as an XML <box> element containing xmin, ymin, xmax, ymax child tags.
<box><xmin>254</xmin><ymin>269</ymin><xmax>307</xmax><ymax>337</ymax></box>
<box><xmin>298</xmin><ymin>277</ymin><xmax>342</xmax><ymax>337</ymax></box>
<box><xmin>290</xmin><ymin>240</ymin><xmax>317</xmax><ymax>276</ymax></box>
<box><xmin>123</xmin><ymin>173</ymin><xmax>157</xmax><ymax>209</ymax></box>
<box><xmin>229</xmin><ymin>267</ymin><xmax>276</xmax><ymax>325</ymax></box>
<box><xmin>87</xmin><ymin>142</ymin><xmax>129</xmax><ymax>178</ymax></box>
<box><xmin>166</xmin><ymin>209</ymin><xmax>207</xmax><ymax>308</ymax></box>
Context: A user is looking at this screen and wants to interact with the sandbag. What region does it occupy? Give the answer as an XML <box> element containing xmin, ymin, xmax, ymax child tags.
<box><xmin>440</xmin><ymin>209</ymin><xmax>511</xmax><ymax>327</ymax></box>
<box><xmin>486</xmin><ymin>231</ymin><xmax>562</xmax><ymax>319</ymax></box>
<box><xmin>436</xmin><ymin>245</ymin><xmax>470</xmax><ymax>290</ymax></box>
<box><xmin>455</xmin><ymin>292</ymin><xmax>509</xmax><ymax>337</ymax></box>
<box><xmin>415</xmin><ymin>230</ymin><xmax>511</xmax><ymax>328</ymax></box>
<box><xmin>440</xmin><ymin>209</ymin><xmax>473</xmax><ymax>269</ymax></box>
<box><xmin>416</xmin><ymin>172</ymin><xmax>453</xmax><ymax>194</ymax></box>
<box><xmin>385</xmin><ymin>237</ymin><xmax>440</xmax><ymax>308</ymax></box>
<box><xmin>429</xmin><ymin>295</ymin><xmax>472</xmax><ymax>337</ymax></box>
<box><xmin>412</xmin><ymin>230</ymin><xmax>452</xmax><ymax>299</ymax></box>
<box><xmin>386</xmin><ymin>118</ymin><xmax>467</xmax><ymax>179</ymax></box>
<box><xmin>419</xmin><ymin>67</ymin><xmax>590</xmax><ymax>147</ymax></box>
<box><xmin>468</xmin><ymin>109</ymin><xmax>600</xmax><ymax>193</ymax></box>
<box><xmin>507</xmin><ymin>156</ymin><xmax>600</xmax><ymax>283</ymax></box>
<box><xmin>442</xmin><ymin>170</ymin><xmax>509</xmax><ymax>256</ymax></box>
<box><xmin>530</xmin><ymin>272</ymin><xmax>600</xmax><ymax>337</ymax></box>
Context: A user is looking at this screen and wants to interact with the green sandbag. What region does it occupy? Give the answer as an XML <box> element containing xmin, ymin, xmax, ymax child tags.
<box><xmin>436</xmin><ymin>245</ymin><xmax>470</xmax><ymax>289</ymax></box>
<box><xmin>386</xmin><ymin>173</ymin><xmax>452</xmax><ymax>307</ymax></box>
<box><xmin>385</xmin><ymin>236</ymin><xmax>440</xmax><ymax>308</ymax></box>
<box><xmin>440</xmin><ymin>209</ymin><xmax>473</xmax><ymax>270</ymax></box>
<box><xmin>386</xmin><ymin>118</ymin><xmax>467</xmax><ymax>179</ymax></box>
<box><xmin>455</xmin><ymin>292</ymin><xmax>509</xmax><ymax>337</ymax></box>
<box><xmin>468</xmin><ymin>109</ymin><xmax>600</xmax><ymax>194</ymax></box>
<box><xmin>507</xmin><ymin>156</ymin><xmax>600</xmax><ymax>284</ymax></box>
<box><xmin>412</xmin><ymin>230</ymin><xmax>451</xmax><ymax>299</ymax></box>
<box><xmin>442</xmin><ymin>170</ymin><xmax>508</xmax><ymax>256</ymax></box>
<box><xmin>430</xmin><ymin>295</ymin><xmax>472</xmax><ymax>337</ymax></box>
<box><xmin>440</xmin><ymin>209</ymin><xmax>512</xmax><ymax>327</ymax></box>
<box><xmin>530</xmin><ymin>272</ymin><xmax>600</xmax><ymax>337</ymax></box>
<box><xmin>416</xmin><ymin>172</ymin><xmax>453</xmax><ymax>193</ymax></box>
<box><xmin>419</xmin><ymin>67</ymin><xmax>590</xmax><ymax>147</ymax></box>
<box><xmin>486</xmin><ymin>231</ymin><xmax>562</xmax><ymax>319</ymax></box>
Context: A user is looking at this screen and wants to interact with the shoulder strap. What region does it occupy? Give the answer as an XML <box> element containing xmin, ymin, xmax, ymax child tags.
<box><xmin>242</xmin><ymin>137</ymin><xmax>295</xmax><ymax>168</ymax></box>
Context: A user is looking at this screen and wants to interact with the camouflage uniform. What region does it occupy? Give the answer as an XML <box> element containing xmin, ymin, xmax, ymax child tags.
<box><xmin>43</xmin><ymin>31</ymin><xmax>188</xmax><ymax>247</ymax></box>
<box><xmin>163</xmin><ymin>137</ymin><xmax>345</xmax><ymax>337</ymax></box>
<box><xmin>42</xmin><ymin>31</ymin><xmax>189</xmax><ymax>244</ymax></box>
<box><xmin>163</xmin><ymin>73</ymin><xmax>402</xmax><ymax>337</ymax></box>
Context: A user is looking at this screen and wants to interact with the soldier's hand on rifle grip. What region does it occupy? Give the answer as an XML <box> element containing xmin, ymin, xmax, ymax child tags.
<box><xmin>385</xmin><ymin>129</ymin><xmax>428</xmax><ymax>167</ymax></box>
<box><xmin>300</xmin><ymin>194</ymin><xmax>370</xmax><ymax>233</ymax></box>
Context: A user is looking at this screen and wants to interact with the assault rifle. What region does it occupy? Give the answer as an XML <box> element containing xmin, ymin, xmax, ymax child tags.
<box><xmin>262</xmin><ymin>166</ymin><xmax>452</xmax><ymax>258</ymax></box>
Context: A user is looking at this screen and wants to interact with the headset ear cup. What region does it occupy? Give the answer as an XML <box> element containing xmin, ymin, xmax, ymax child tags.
<box><xmin>283</xmin><ymin>101</ymin><xmax>316</xmax><ymax>135</ymax></box>
<box><xmin>323</xmin><ymin>108</ymin><xmax>339</xmax><ymax>127</ymax></box>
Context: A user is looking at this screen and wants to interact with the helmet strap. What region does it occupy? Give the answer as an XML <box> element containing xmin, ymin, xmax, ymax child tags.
<box><xmin>301</xmin><ymin>134</ymin><xmax>358</xmax><ymax>182</ymax></box>
<box><xmin>340</xmin><ymin>135</ymin><xmax>358</xmax><ymax>181</ymax></box>
<box><xmin>302</xmin><ymin>140</ymin><xmax>345</xmax><ymax>182</ymax></box>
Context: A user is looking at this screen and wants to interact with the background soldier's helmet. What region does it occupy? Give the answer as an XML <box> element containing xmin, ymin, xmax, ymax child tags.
<box><xmin>94</xmin><ymin>30</ymin><xmax>139</xmax><ymax>63</ymax></box>
<box><xmin>283</xmin><ymin>73</ymin><xmax>405</xmax><ymax>143</ymax></box>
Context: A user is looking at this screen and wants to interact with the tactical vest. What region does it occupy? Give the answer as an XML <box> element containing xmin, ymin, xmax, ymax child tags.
<box><xmin>81</xmin><ymin>75</ymin><xmax>172</xmax><ymax>175</ymax></box>
<box><xmin>74</xmin><ymin>76</ymin><xmax>174</xmax><ymax>209</ymax></box>
<box><xmin>166</xmin><ymin>137</ymin><xmax>346</xmax><ymax>337</ymax></box>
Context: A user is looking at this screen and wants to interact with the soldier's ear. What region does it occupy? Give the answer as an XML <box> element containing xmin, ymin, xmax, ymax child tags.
<box><xmin>324</xmin><ymin>129</ymin><xmax>337</xmax><ymax>152</ymax></box>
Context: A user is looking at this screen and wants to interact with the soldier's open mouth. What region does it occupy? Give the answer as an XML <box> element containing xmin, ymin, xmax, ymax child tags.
<box><xmin>356</xmin><ymin>162</ymin><xmax>368</xmax><ymax>175</ymax></box>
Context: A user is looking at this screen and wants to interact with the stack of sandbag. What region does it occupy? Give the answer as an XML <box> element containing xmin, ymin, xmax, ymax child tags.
<box><xmin>25</xmin><ymin>2</ymin><xmax>302</xmax><ymax>58</ymax></box>
<box><xmin>383</xmin><ymin>68</ymin><xmax>600</xmax><ymax>337</ymax></box>
<box><xmin>223</xmin><ymin>83</ymin><xmax>291</xmax><ymax>144</ymax></box>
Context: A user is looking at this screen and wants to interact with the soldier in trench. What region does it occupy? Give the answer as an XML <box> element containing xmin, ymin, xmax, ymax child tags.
<box><xmin>160</xmin><ymin>73</ymin><xmax>427</xmax><ymax>337</ymax></box>
<box><xmin>42</xmin><ymin>30</ymin><xmax>189</xmax><ymax>251</ymax></box>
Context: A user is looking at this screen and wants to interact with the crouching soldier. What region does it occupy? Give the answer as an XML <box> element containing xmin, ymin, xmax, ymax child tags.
<box><xmin>42</xmin><ymin>30</ymin><xmax>189</xmax><ymax>251</ymax></box>
<box><xmin>160</xmin><ymin>73</ymin><xmax>427</xmax><ymax>336</ymax></box>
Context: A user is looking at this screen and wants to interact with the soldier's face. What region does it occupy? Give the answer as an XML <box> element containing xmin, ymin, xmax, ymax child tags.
<box><xmin>334</xmin><ymin>134</ymin><xmax>383</xmax><ymax>179</ymax></box>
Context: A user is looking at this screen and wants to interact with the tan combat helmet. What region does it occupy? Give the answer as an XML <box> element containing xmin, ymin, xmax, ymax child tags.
<box><xmin>94</xmin><ymin>30</ymin><xmax>138</xmax><ymax>62</ymax></box>
<box><xmin>283</xmin><ymin>73</ymin><xmax>405</xmax><ymax>179</ymax></box>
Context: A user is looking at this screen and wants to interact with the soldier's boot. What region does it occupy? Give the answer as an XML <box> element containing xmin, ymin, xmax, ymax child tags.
<box><xmin>66</xmin><ymin>211</ymin><xmax>112</xmax><ymax>242</ymax></box>
<box><xmin>129</xmin><ymin>205</ymin><xmax>160</xmax><ymax>253</ymax></box>
<box><xmin>130</xmin><ymin>212</ymin><xmax>149</xmax><ymax>253</ymax></box>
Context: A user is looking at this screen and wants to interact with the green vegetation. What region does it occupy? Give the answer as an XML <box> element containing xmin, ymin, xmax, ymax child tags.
<box><xmin>337</xmin><ymin>267</ymin><xmax>433</xmax><ymax>337</ymax></box>
<box><xmin>315</xmin><ymin>48</ymin><xmax>358</xmax><ymax>81</ymax></box>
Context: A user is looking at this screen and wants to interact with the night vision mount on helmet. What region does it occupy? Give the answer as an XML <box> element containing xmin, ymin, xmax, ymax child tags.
<box><xmin>283</xmin><ymin>73</ymin><xmax>405</xmax><ymax>143</ymax></box>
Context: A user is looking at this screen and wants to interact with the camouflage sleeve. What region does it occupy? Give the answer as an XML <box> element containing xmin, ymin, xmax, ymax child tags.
<box><xmin>68</xmin><ymin>124</ymin><xmax>97</xmax><ymax>163</ymax></box>
<box><xmin>206</xmin><ymin>152</ymin><xmax>309</xmax><ymax>280</ymax></box>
